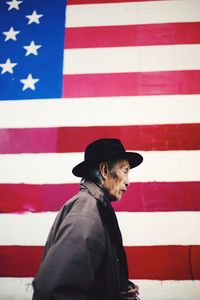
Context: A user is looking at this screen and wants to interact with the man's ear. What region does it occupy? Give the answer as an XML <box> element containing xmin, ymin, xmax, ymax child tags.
<box><xmin>99</xmin><ymin>162</ymin><xmax>109</xmax><ymax>180</ymax></box>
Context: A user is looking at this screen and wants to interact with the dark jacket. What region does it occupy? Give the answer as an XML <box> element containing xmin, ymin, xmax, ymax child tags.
<box><xmin>32</xmin><ymin>181</ymin><xmax>129</xmax><ymax>300</ymax></box>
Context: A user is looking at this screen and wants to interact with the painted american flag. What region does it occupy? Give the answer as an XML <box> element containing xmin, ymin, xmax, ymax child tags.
<box><xmin>0</xmin><ymin>0</ymin><xmax>200</xmax><ymax>299</ymax></box>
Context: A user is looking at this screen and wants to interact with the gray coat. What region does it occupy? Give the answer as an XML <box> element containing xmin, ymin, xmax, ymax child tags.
<box><xmin>32</xmin><ymin>181</ymin><xmax>128</xmax><ymax>300</ymax></box>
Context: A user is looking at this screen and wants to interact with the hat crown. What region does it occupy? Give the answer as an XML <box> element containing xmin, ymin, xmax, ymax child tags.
<box><xmin>85</xmin><ymin>138</ymin><xmax>125</xmax><ymax>161</ymax></box>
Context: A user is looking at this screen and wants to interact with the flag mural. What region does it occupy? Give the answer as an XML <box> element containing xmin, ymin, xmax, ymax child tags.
<box><xmin>0</xmin><ymin>0</ymin><xmax>200</xmax><ymax>299</ymax></box>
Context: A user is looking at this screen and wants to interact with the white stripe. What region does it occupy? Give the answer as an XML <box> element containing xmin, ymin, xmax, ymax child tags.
<box><xmin>0</xmin><ymin>95</ymin><xmax>199</xmax><ymax>128</ymax></box>
<box><xmin>0</xmin><ymin>213</ymin><xmax>55</xmax><ymax>246</ymax></box>
<box><xmin>134</xmin><ymin>280</ymin><xmax>200</xmax><ymax>300</ymax></box>
<box><xmin>0</xmin><ymin>150</ymin><xmax>200</xmax><ymax>184</ymax></box>
<box><xmin>0</xmin><ymin>212</ymin><xmax>200</xmax><ymax>246</ymax></box>
<box><xmin>66</xmin><ymin>0</ymin><xmax>200</xmax><ymax>27</ymax></box>
<box><xmin>63</xmin><ymin>44</ymin><xmax>200</xmax><ymax>74</ymax></box>
<box><xmin>0</xmin><ymin>278</ymin><xmax>33</xmax><ymax>300</ymax></box>
<box><xmin>1</xmin><ymin>279</ymin><xmax>200</xmax><ymax>300</ymax></box>
<box><xmin>118</xmin><ymin>212</ymin><xmax>200</xmax><ymax>246</ymax></box>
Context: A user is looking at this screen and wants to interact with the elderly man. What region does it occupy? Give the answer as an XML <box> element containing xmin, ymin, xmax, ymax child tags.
<box><xmin>32</xmin><ymin>138</ymin><xmax>143</xmax><ymax>300</ymax></box>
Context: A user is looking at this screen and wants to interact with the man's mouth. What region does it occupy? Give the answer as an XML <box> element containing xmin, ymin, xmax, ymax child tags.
<box><xmin>120</xmin><ymin>189</ymin><xmax>126</xmax><ymax>194</ymax></box>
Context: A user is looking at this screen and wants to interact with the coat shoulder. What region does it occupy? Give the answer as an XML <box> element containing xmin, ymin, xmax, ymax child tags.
<box><xmin>62</xmin><ymin>189</ymin><xmax>102</xmax><ymax>225</ymax></box>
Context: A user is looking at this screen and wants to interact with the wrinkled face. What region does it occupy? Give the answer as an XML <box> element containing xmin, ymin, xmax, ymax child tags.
<box><xmin>102</xmin><ymin>159</ymin><xmax>130</xmax><ymax>201</ymax></box>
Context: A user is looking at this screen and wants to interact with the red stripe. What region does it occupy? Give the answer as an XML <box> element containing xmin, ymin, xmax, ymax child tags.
<box><xmin>0</xmin><ymin>246</ymin><xmax>43</xmax><ymax>277</ymax></box>
<box><xmin>1</xmin><ymin>245</ymin><xmax>200</xmax><ymax>279</ymax></box>
<box><xmin>65</xmin><ymin>23</ymin><xmax>200</xmax><ymax>49</ymax></box>
<box><xmin>1</xmin><ymin>182</ymin><xmax>200</xmax><ymax>213</ymax></box>
<box><xmin>62</xmin><ymin>71</ymin><xmax>200</xmax><ymax>97</ymax></box>
<box><xmin>113</xmin><ymin>182</ymin><xmax>200</xmax><ymax>212</ymax></box>
<box><xmin>67</xmin><ymin>0</ymin><xmax>163</xmax><ymax>4</ymax></box>
<box><xmin>125</xmin><ymin>245</ymin><xmax>200</xmax><ymax>280</ymax></box>
<box><xmin>0</xmin><ymin>184</ymin><xmax>79</xmax><ymax>213</ymax></box>
<box><xmin>1</xmin><ymin>124</ymin><xmax>199</xmax><ymax>154</ymax></box>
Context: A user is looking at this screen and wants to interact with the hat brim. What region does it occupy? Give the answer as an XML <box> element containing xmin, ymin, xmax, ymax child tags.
<box><xmin>72</xmin><ymin>152</ymin><xmax>143</xmax><ymax>177</ymax></box>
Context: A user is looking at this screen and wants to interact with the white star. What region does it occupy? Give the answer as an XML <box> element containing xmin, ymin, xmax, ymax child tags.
<box><xmin>0</xmin><ymin>58</ymin><xmax>17</xmax><ymax>74</ymax></box>
<box><xmin>23</xmin><ymin>41</ymin><xmax>42</xmax><ymax>56</ymax></box>
<box><xmin>3</xmin><ymin>27</ymin><xmax>20</xmax><ymax>41</ymax></box>
<box><xmin>20</xmin><ymin>74</ymin><xmax>39</xmax><ymax>91</ymax></box>
<box><xmin>26</xmin><ymin>10</ymin><xmax>43</xmax><ymax>25</ymax></box>
<box><xmin>6</xmin><ymin>0</ymin><xmax>23</xmax><ymax>10</ymax></box>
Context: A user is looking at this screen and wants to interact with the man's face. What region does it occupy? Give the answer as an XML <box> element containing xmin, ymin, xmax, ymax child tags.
<box><xmin>102</xmin><ymin>159</ymin><xmax>130</xmax><ymax>201</ymax></box>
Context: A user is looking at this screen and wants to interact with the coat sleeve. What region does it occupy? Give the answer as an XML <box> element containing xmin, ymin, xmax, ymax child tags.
<box><xmin>32</xmin><ymin>213</ymin><xmax>105</xmax><ymax>300</ymax></box>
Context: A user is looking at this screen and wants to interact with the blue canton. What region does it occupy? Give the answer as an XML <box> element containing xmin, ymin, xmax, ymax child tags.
<box><xmin>0</xmin><ymin>0</ymin><xmax>66</xmax><ymax>100</ymax></box>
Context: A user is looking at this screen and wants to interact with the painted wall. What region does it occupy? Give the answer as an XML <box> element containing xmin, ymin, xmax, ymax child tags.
<box><xmin>0</xmin><ymin>0</ymin><xmax>200</xmax><ymax>299</ymax></box>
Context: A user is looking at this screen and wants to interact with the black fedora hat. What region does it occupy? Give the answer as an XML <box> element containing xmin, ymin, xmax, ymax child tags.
<box><xmin>72</xmin><ymin>138</ymin><xmax>143</xmax><ymax>177</ymax></box>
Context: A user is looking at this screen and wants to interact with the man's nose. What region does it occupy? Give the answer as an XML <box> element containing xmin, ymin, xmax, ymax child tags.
<box><xmin>125</xmin><ymin>176</ymin><xmax>130</xmax><ymax>187</ymax></box>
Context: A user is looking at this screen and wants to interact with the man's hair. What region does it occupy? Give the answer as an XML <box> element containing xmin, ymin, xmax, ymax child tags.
<box><xmin>83</xmin><ymin>159</ymin><xmax>124</xmax><ymax>185</ymax></box>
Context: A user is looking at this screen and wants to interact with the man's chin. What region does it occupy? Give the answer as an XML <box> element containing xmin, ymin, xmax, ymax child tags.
<box><xmin>110</xmin><ymin>195</ymin><xmax>122</xmax><ymax>202</ymax></box>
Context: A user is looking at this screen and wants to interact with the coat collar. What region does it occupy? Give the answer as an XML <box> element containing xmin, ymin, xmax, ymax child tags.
<box><xmin>80</xmin><ymin>180</ymin><xmax>108</xmax><ymax>207</ymax></box>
